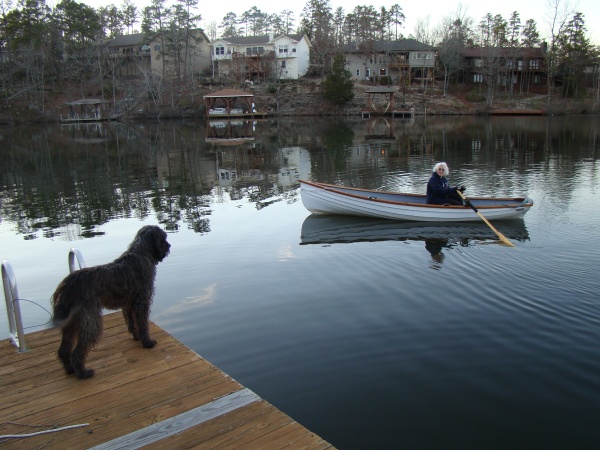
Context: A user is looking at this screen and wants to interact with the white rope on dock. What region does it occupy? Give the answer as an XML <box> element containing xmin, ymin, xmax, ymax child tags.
<box><xmin>0</xmin><ymin>423</ymin><xmax>89</xmax><ymax>440</ymax></box>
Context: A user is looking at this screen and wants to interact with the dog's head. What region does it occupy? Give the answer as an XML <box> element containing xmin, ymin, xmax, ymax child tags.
<box><xmin>132</xmin><ymin>225</ymin><xmax>171</xmax><ymax>263</ymax></box>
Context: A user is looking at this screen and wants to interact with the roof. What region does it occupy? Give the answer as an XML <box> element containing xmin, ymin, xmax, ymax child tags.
<box><xmin>106</xmin><ymin>33</ymin><xmax>148</xmax><ymax>47</ymax></box>
<box><xmin>342</xmin><ymin>39</ymin><xmax>435</xmax><ymax>53</ymax></box>
<box><xmin>213</xmin><ymin>34</ymin><xmax>304</xmax><ymax>46</ymax></box>
<box><xmin>203</xmin><ymin>89</ymin><xmax>254</xmax><ymax>98</ymax></box>
<box><xmin>462</xmin><ymin>47</ymin><xmax>546</xmax><ymax>58</ymax></box>
<box><xmin>365</xmin><ymin>88</ymin><xmax>398</xmax><ymax>94</ymax></box>
<box><xmin>65</xmin><ymin>99</ymin><xmax>111</xmax><ymax>105</ymax></box>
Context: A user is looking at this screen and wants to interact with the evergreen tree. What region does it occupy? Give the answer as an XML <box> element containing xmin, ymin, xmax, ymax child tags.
<box><xmin>322</xmin><ymin>53</ymin><xmax>354</xmax><ymax>105</ymax></box>
<box><xmin>557</xmin><ymin>12</ymin><xmax>593</xmax><ymax>97</ymax></box>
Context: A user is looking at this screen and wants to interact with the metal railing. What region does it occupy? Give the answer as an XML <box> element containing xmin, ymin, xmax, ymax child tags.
<box><xmin>2</xmin><ymin>260</ymin><xmax>27</xmax><ymax>352</ymax></box>
<box><xmin>68</xmin><ymin>248</ymin><xmax>86</xmax><ymax>274</ymax></box>
<box><xmin>2</xmin><ymin>248</ymin><xmax>86</xmax><ymax>353</ymax></box>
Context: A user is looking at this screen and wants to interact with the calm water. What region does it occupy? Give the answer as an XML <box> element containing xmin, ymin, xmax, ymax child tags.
<box><xmin>1</xmin><ymin>116</ymin><xmax>600</xmax><ymax>449</ymax></box>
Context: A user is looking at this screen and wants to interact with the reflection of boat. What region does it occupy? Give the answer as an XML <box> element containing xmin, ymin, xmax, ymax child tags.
<box><xmin>300</xmin><ymin>214</ymin><xmax>529</xmax><ymax>245</ymax></box>
<box><xmin>300</xmin><ymin>180</ymin><xmax>533</xmax><ymax>222</ymax></box>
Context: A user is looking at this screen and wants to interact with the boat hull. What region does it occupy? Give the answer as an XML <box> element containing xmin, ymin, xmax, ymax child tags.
<box><xmin>300</xmin><ymin>180</ymin><xmax>533</xmax><ymax>222</ymax></box>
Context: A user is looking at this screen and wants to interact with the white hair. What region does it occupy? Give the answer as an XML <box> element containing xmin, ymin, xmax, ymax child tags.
<box><xmin>433</xmin><ymin>162</ymin><xmax>449</xmax><ymax>176</ymax></box>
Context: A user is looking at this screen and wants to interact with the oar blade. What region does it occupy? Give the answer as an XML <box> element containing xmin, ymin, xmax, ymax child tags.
<box><xmin>457</xmin><ymin>190</ymin><xmax>515</xmax><ymax>247</ymax></box>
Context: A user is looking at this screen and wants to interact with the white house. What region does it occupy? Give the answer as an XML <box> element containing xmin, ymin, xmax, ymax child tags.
<box><xmin>210</xmin><ymin>34</ymin><xmax>311</xmax><ymax>81</ymax></box>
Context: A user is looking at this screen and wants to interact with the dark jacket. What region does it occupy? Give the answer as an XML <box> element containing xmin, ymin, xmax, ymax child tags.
<box><xmin>426</xmin><ymin>172</ymin><xmax>457</xmax><ymax>204</ymax></box>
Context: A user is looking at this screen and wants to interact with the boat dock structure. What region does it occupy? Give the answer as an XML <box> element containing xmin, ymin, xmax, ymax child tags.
<box><xmin>204</xmin><ymin>89</ymin><xmax>268</xmax><ymax>119</ymax></box>
<box><xmin>360</xmin><ymin>87</ymin><xmax>414</xmax><ymax>119</ymax></box>
<box><xmin>0</xmin><ymin>312</ymin><xmax>334</xmax><ymax>449</ymax></box>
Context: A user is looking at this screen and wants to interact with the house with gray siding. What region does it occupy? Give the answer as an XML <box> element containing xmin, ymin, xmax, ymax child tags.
<box><xmin>342</xmin><ymin>39</ymin><xmax>436</xmax><ymax>85</ymax></box>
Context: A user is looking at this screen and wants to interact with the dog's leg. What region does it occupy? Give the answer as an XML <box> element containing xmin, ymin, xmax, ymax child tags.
<box><xmin>135</xmin><ymin>301</ymin><xmax>156</xmax><ymax>348</ymax></box>
<box><xmin>122</xmin><ymin>307</ymin><xmax>136</xmax><ymax>337</ymax></box>
<box><xmin>71</xmin><ymin>313</ymin><xmax>103</xmax><ymax>379</ymax></box>
<box><xmin>71</xmin><ymin>341</ymin><xmax>95</xmax><ymax>379</ymax></box>
<box><xmin>57</xmin><ymin>324</ymin><xmax>76</xmax><ymax>375</ymax></box>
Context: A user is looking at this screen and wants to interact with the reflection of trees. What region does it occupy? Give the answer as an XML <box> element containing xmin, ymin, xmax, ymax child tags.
<box><xmin>303</xmin><ymin>115</ymin><xmax>599</xmax><ymax>200</ymax></box>
<box><xmin>0</xmin><ymin>117</ymin><xmax>598</xmax><ymax>240</ymax></box>
<box><xmin>0</xmin><ymin>127</ymin><xmax>157</xmax><ymax>239</ymax></box>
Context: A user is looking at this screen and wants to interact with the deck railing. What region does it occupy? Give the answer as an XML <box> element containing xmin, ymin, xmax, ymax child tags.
<box><xmin>2</xmin><ymin>260</ymin><xmax>27</xmax><ymax>352</ymax></box>
<box><xmin>1</xmin><ymin>248</ymin><xmax>86</xmax><ymax>353</ymax></box>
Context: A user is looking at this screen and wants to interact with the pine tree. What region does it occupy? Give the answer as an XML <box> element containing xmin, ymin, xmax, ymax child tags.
<box><xmin>322</xmin><ymin>53</ymin><xmax>354</xmax><ymax>105</ymax></box>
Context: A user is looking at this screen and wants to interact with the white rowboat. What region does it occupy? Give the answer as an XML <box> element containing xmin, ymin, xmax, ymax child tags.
<box><xmin>300</xmin><ymin>180</ymin><xmax>533</xmax><ymax>222</ymax></box>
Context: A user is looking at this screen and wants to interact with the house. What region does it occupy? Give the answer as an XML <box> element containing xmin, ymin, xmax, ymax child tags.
<box><xmin>103</xmin><ymin>30</ymin><xmax>212</xmax><ymax>79</ymax></box>
<box><xmin>104</xmin><ymin>33</ymin><xmax>151</xmax><ymax>77</ymax></box>
<box><xmin>209</xmin><ymin>34</ymin><xmax>312</xmax><ymax>82</ymax></box>
<box><xmin>461</xmin><ymin>47</ymin><xmax>547</xmax><ymax>91</ymax></box>
<box><xmin>342</xmin><ymin>39</ymin><xmax>436</xmax><ymax>85</ymax></box>
<box><xmin>148</xmin><ymin>29</ymin><xmax>212</xmax><ymax>77</ymax></box>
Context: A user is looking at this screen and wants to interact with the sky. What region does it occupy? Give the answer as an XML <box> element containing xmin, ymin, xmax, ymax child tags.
<box><xmin>74</xmin><ymin>0</ymin><xmax>600</xmax><ymax>44</ymax></box>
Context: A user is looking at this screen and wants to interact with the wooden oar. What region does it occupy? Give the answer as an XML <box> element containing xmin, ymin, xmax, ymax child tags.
<box><xmin>456</xmin><ymin>190</ymin><xmax>515</xmax><ymax>247</ymax></box>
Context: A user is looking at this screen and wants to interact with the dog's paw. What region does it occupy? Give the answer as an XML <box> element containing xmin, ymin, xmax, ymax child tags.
<box><xmin>76</xmin><ymin>368</ymin><xmax>95</xmax><ymax>379</ymax></box>
<box><xmin>142</xmin><ymin>339</ymin><xmax>157</xmax><ymax>348</ymax></box>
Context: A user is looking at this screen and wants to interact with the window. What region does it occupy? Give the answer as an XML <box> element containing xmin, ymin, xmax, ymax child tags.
<box><xmin>474</xmin><ymin>74</ymin><xmax>484</xmax><ymax>83</ymax></box>
<box><xmin>530</xmin><ymin>59</ymin><xmax>540</xmax><ymax>69</ymax></box>
<box><xmin>380</xmin><ymin>68</ymin><xmax>386</xmax><ymax>76</ymax></box>
<box><xmin>412</xmin><ymin>52</ymin><xmax>432</xmax><ymax>60</ymax></box>
<box><xmin>365</xmin><ymin>68</ymin><xmax>371</xmax><ymax>79</ymax></box>
<box><xmin>292</xmin><ymin>47</ymin><xmax>296</xmax><ymax>53</ymax></box>
<box><xmin>534</xmin><ymin>74</ymin><xmax>541</xmax><ymax>84</ymax></box>
<box><xmin>279</xmin><ymin>45</ymin><xmax>288</xmax><ymax>54</ymax></box>
<box><xmin>154</xmin><ymin>44</ymin><xmax>161</xmax><ymax>52</ymax></box>
<box><xmin>281</xmin><ymin>61</ymin><xmax>286</xmax><ymax>68</ymax></box>
<box><xmin>473</xmin><ymin>59</ymin><xmax>483</xmax><ymax>68</ymax></box>
<box><xmin>215</xmin><ymin>46</ymin><xmax>224</xmax><ymax>55</ymax></box>
<box><xmin>356</xmin><ymin>69</ymin><xmax>360</xmax><ymax>76</ymax></box>
<box><xmin>246</xmin><ymin>47</ymin><xmax>264</xmax><ymax>55</ymax></box>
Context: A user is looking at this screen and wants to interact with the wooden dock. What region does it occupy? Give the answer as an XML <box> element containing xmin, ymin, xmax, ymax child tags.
<box><xmin>0</xmin><ymin>312</ymin><xmax>334</xmax><ymax>449</ymax></box>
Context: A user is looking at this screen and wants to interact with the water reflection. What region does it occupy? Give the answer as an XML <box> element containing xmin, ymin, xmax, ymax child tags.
<box><xmin>205</xmin><ymin>119</ymin><xmax>256</xmax><ymax>144</ymax></box>
<box><xmin>300</xmin><ymin>214</ymin><xmax>529</xmax><ymax>261</ymax></box>
<box><xmin>1</xmin><ymin>115</ymin><xmax>600</xmax><ymax>450</ymax></box>
<box><xmin>0</xmin><ymin>115</ymin><xmax>598</xmax><ymax>240</ymax></box>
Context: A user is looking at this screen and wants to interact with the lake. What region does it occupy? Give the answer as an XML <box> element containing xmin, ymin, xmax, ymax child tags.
<box><xmin>1</xmin><ymin>115</ymin><xmax>600</xmax><ymax>449</ymax></box>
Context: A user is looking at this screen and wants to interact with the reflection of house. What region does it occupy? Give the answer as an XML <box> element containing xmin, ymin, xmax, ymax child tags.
<box><xmin>278</xmin><ymin>147</ymin><xmax>311</xmax><ymax>186</ymax></box>
<box><xmin>210</xmin><ymin>34</ymin><xmax>311</xmax><ymax>81</ymax></box>
<box><xmin>343</xmin><ymin>39</ymin><xmax>436</xmax><ymax>84</ymax></box>
<box><xmin>461</xmin><ymin>47</ymin><xmax>547</xmax><ymax>91</ymax></box>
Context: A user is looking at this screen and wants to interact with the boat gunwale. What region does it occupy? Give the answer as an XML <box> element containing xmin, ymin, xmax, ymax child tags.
<box><xmin>300</xmin><ymin>180</ymin><xmax>532</xmax><ymax>211</ymax></box>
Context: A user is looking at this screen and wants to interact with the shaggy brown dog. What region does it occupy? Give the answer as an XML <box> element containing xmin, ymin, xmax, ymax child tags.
<box><xmin>51</xmin><ymin>225</ymin><xmax>171</xmax><ymax>378</ymax></box>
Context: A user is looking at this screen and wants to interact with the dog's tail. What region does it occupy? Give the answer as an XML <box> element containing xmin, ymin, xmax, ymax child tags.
<box><xmin>51</xmin><ymin>280</ymin><xmax>77</xmax><ymax>326</ymax></box>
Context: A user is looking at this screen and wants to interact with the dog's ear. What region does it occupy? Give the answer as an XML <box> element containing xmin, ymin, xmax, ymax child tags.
<box><xmin>133</xmin><ymin>226</ymin><xmax>169</xmax><ymax>262</ymax></box>
<box><xmin>149</xmin><ymin>226</ymin><xmax>170</xmax><ymax>262</ymax></box>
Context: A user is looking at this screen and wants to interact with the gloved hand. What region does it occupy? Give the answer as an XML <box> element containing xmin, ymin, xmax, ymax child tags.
<box><xmin>458</xmin><ymin>186</ymin><xmax>466</xmax><ymax>193</ymax></box>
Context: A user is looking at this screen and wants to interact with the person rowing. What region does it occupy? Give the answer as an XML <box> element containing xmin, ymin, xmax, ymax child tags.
<box><xmin>426</xmin><ymin>162</ymin><xmax>465</xmax><ymax>206</ymax></box>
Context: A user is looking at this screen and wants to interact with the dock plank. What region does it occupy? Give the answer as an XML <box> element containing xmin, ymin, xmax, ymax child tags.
<box><xmin>0</xmin><ymin>312</ymin><xmax>334</xmax><ymax>449</ymax></box>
